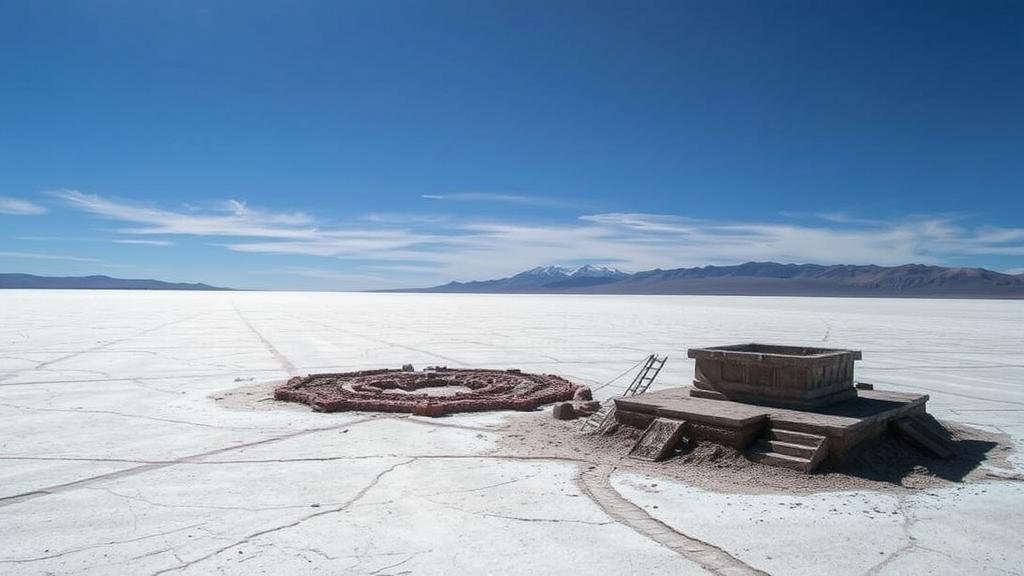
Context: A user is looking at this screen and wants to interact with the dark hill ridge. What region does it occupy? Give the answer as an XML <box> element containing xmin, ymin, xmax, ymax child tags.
<box><xmin>0</xmin><ymin>273</ymin><xmax>231</xmax><ymax>290</ymax></box>
<box><xmin>390</xmin><ymin>262</ymin><xmax>1024</xmax><ymax>299</ymax></box>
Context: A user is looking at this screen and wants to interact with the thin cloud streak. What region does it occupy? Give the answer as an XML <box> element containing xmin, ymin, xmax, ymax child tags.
<box><xmin>258</xmin><ymin>266</ymin><xmax>392</xmax><ymax>282</ymax></box>
<box><xmin>53</xmin><ymin>189</ymin><xmax>317</xmax><ymax>239</ymax></box>
<box><xmin>113</xmin><ymin>239</ymin><xmax>174</xmax><ymax>246</ymax></box>
<box><xmin>0</xmin><ymin>251</ymin><xmax>102</xmax><ymax>262</ymax></box>
<box><xmin>0</xmin><ymin>197</ymin><xmax>47</xmax><ymax>215</ymax></box>
<box><xmin>362</xmin><ymin>212</ymin><xmax>451</xmax><ymax>224</ymax></box>
<box><xmin>421</xmin><ymin>192</ymin><xmax>575</xmax><ymax>208</ymax></box>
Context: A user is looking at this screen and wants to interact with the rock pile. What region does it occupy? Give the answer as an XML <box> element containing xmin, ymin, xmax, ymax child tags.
<box><xmin>275</xmin><ymin>367</ymin><xmax>583</xmax><ymax>417</ymax></box>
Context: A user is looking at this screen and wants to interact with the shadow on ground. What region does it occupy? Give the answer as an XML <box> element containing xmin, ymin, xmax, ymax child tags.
<box><xmin>824</xmin><ymin>415</ymin><xmax>1005</xmax><ymax>485</ymax></box>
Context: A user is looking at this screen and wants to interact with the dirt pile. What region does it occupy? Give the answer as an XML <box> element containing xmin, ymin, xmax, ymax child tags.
<box><xmin>494</xmin><ymin>413</ymin><xmax>1018</xmax><ymax>494</ymax></box>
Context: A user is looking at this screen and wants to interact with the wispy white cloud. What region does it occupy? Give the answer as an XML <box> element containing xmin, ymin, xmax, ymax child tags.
<box><xmin>113</xmin><ymin>239</ymin><xmax>174</xmax><ymax>246</ymax></box>
<box><xmin>53</xmin><ymin>189</ymin><xmax>444</xmax><ymax>261</ymax></box>
<box><xmin>222</xmin><ymin>229</ymin><xmax>441</xmax><ymax>258</ymax></box>
<box><xmin>53</xmin><ymin>190</ymin><xmax>1024</xmax><ymax>286</ymax></box>
<box><xmin>52</xmin><ymin>189</ymin><xmax>315</xmax><ymax>238</ymax></box>
<box><xmin>16</xmin><ymin>236</ymin><xmax>98</xmax><ymax>242</ymax></box>
<box><xmin>778</xmin><ymin>211</ymin><xmax>888</xmax><ymax>227</ymax></box>
<box><xmin>0</xmin><ymin>251</ymin><xmax>101</xmax><ymax>262</ymax></box>
<box><xmin>815</xmin><ymin>212</ymin><xmax>889</xmax><ymax>226</ymax></box>
<box><xmin>0</xmin><ymin>197</ymin><xmax>47</xmax><ymax>215</ymax></box>
<box><xmin>579</xmin><ymin>212</ymin><xmax>704</xmax><ymax>234</ymax></box>
<box><xmin>421</xmin><ymin>192</ymin><xmax>572</xmax><ymax>207</ymax></box>
<box><xmin>362</xmin><ymin>212</ymin><xmax>451</xmax><ymax>224</ymax></box>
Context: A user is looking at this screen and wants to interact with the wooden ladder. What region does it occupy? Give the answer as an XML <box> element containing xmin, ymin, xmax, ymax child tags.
<box><xmin>625</xmin><ymin>354</ymin><xmax>667</xmax><ymax>396</ymax></box>
<box><xmin>581</xmin><ymin>354</ymin><xmax>668</xmax><ymax>433</ymax></box>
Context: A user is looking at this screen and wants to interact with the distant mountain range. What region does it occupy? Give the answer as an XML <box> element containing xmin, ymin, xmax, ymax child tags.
<box><xmin>388</xmin><ymin>262</ymin><xmax>1024</xmax><ymax>299</ymax></box>
<box><xmin>0</xmin><ymin>273</ymin><xmax>231</xmax><ymax>291</ymax></box>
<box><xmin>427</xmin><ymin>265</ymin><xmax>632</xmax><ymax>292</ymax></box>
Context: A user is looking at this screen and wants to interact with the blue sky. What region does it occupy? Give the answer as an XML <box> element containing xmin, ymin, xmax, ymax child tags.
<box><xmin>1</xmin><ymin>1</ymin><xmax>1022</xmax><ymax>290</ymax></box>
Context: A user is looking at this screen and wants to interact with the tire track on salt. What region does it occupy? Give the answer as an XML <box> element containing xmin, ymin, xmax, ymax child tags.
<box><xmin>576</xmin><ymin>464</ymin><xmax>769</xmax><ymax>576</ymax></box>
<box><xmin>233</xmin><ymin>306</ymin><xmax>299</xmax><ymax>377</ymax></box>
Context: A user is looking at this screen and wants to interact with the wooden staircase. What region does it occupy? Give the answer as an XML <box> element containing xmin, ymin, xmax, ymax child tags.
<box><xmin>747</xmin><ymin>425</ymin><xmax>829</xmax><ymax>472</ymax></box>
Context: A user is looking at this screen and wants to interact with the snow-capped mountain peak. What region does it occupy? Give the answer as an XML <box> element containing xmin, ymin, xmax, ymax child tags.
<box><xmin>515</xmin><ymin>265</ymin><xmax>627</xmax><ymax>279</ymax></box>
<box><xmin>569</xmin><ymin>264</ymin><xmax>629</xmax><ymax>278</ymax></box>
<box><xmin>517</xmin><ymin>266</ymin><xmax>574</xmax><ymax>278</ymax></box>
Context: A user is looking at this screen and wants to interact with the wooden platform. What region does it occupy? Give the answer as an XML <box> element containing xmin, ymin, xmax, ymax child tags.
<box><xmin>614</xmin><ymin>387</ymin><xmax>929</xmax><ymax>469</ymax></box>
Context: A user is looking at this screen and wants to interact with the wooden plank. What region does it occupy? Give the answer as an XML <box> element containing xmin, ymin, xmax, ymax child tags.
<box><xmin>629</xmin><ymin>418</ymin><xmax>687</xmax><ymax>462</ymax></box>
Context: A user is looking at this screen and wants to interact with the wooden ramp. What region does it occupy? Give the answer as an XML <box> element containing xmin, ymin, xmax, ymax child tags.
<box><xmin>893</xmin><ymin>416</ymin><xmax>954</xmax><ymax>459</ymax></box>
<box><xmin>629</xmin><ymin>418</ymin><xmax>687</xmax><ymax>462</ymax></box>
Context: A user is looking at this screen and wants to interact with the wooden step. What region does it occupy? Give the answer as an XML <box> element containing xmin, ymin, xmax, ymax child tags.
<box><xmin>768</xmin><ymin>428</ymin><xmax>825</xmax><ymax>447</ymax></box>
<box><xmin>746</xmin><ymin>449</ymin><xmax>813</xmax><ymax>472</ymax></box>
<box><xmin>754</xmin><ymin>439</ymin><xmax>818</xmax><ymax>459</ymax></box>
<box><xmin>748</xmin><ymin>427</ymin><xmax>830</xmax><ymax>473</ymax></box>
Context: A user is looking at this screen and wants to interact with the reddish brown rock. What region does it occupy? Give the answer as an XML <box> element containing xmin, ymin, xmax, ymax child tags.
<box><xmin>412</xmin><ymin>402</ymin><xmax>446</xmax><ymax>417</ymax></box>
<box><xmin>573</xmin><ymin>400</ymin><xmax>602</xmax><ymax>415</ymax></box>
<box><xmin>573</xmin><ymin>387</ymin><xmax>593</xmax><ymax>401</ymax></box>
<box><xmin>552</xmin><ymin>402</ymin><xmax>577</xmax><ymax>420</ymax></box>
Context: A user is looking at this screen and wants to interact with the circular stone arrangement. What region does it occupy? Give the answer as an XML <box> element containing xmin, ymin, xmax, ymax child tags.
<box><xmin>274</xmin><ymin>367</ymin><xmax>584</xmax><ymax>417</ymax></box>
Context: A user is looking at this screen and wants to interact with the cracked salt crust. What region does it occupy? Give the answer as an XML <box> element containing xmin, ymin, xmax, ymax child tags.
<box><xmin>0</xmin><ymin>291</ymin><xmax>1022</xmax><ymax>575</ymax></box>
<box><xmin>613</xmin><ymin>472</ymin><xmax>1024</xmax><ymax>575</ymax></box>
